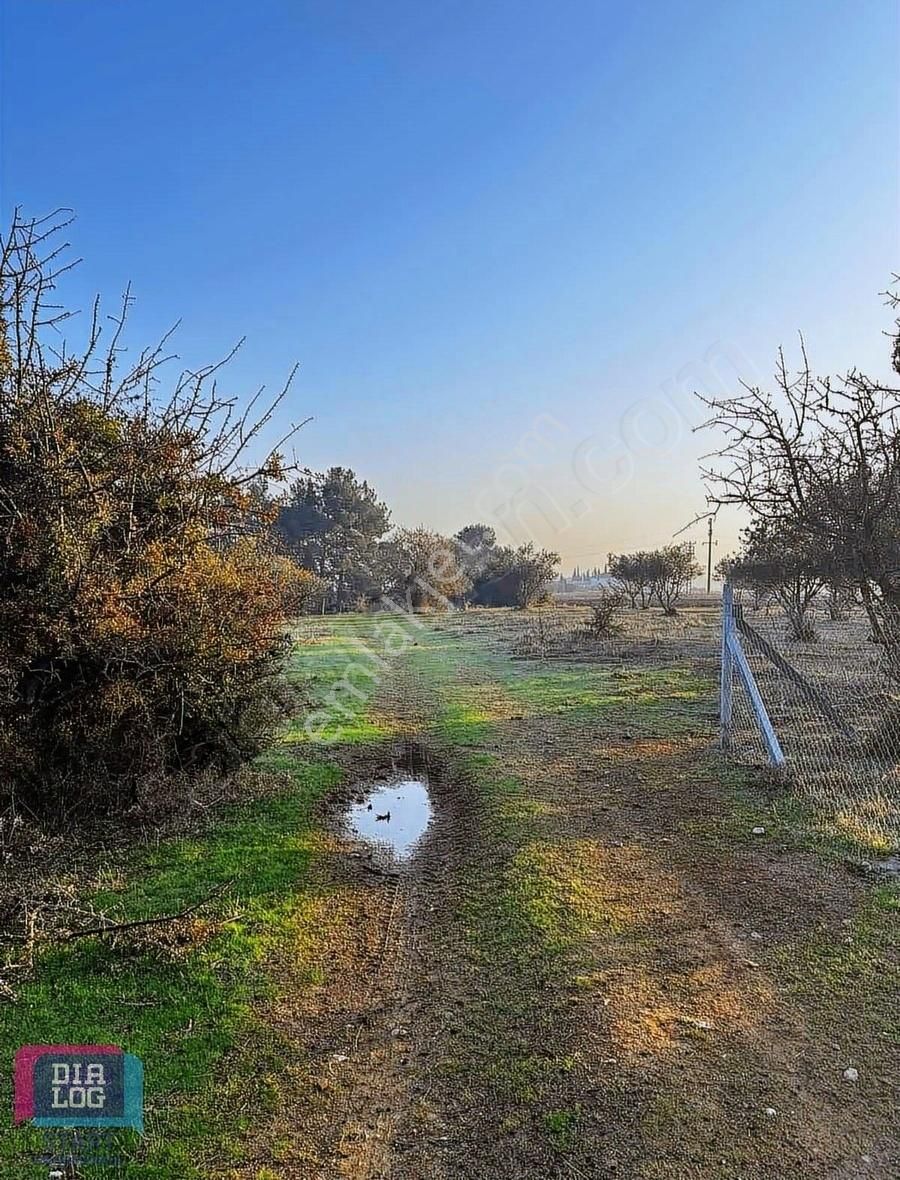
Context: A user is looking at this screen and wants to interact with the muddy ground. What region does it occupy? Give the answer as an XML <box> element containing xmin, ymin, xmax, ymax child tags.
<box><xmin>224</xmin><ymin>609</ymin><xmax>900</xmax><ymax>1180</ymax></box>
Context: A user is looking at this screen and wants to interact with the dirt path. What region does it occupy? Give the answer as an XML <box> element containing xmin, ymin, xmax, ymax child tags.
<box><xmin>237</xmin><ymin>612</ymin><xmax>899</xmax><ymax>1180</ymax></box>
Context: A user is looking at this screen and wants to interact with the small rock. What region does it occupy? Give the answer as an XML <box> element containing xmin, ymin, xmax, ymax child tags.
<box><xmin>764</xmin><ymin>1107</ymin><xmax>777</xmax><ymax>1117</ymax></box>
<box><xmin>331</xmin><ymin>1053</ymin><xmax>348</xmax><ymax>1063</ymax></box>
<box><xmin>843</xmin><ymin>1067</ymin><xmax>859</xmax><ymax>1083</ymax></box>
<box><xmin>752</xmin><ymin>826</ymin><xmax>766</xmax><ymax>835</ymax></box>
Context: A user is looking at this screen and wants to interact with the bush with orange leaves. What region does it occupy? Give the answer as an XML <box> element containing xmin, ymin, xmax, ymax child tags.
<box><xmin>0</xmin><ymin>211</ymin><xmax>315</xmax><ymax>811</ymax></box>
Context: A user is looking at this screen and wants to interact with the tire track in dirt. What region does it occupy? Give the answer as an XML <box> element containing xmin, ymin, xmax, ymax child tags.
<box><xmin>330</xmin><ymin>873</ymin><xmax>408</xmax><ymax>1179</ymax></box>
<box><xmin>226</xmin><ymin>636</ymin><xmax>456</xmax><ymax>1180</ymax></box>
<box><xmin>224</xmin><ymin>782</ymin><xmax>448</xmax><ymax>1180</ymax></box>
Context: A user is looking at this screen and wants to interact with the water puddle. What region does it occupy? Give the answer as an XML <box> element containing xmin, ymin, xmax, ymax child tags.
<box><xmin>346</xmin><ymin>777</ymin><xmax>433</xmax><ymax>861</ymax></box>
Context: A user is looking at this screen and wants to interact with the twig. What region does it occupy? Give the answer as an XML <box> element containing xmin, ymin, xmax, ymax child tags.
<box><xmin>64</xmin><ymin>876</ymin><xmax>236</xmax><ymax>940</ymax></box>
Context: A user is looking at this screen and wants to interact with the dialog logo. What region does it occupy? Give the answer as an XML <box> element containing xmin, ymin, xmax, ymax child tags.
<box><xmin>14</xmin><ymin>1045</ymin><xmax>143</xmax><ymax>1131</ymax></box>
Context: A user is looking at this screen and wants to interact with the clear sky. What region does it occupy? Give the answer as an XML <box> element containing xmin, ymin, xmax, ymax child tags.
<box><xmin>1</xmin><ymin>0</ymin><xmax>897</xmax><ymax>568</ymax></box>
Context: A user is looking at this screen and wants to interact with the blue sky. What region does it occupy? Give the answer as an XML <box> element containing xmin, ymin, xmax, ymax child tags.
<box><xmin>1</xmin><ymin>0</ymin><xmax>897</xmax><ymax>565</ymax></box>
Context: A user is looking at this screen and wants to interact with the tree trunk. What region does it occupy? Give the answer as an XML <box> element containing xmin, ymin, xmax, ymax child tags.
<box><xmin>865</xmin><ymin>581</ymin><xmax>900</xmax><ymax>681</ymax></box>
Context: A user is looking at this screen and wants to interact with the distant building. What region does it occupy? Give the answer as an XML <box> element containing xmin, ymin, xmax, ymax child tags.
<box><xmin>554</xmin><ymin>571</ymin><xmax>619</xmax><ymax>594</ymax></box>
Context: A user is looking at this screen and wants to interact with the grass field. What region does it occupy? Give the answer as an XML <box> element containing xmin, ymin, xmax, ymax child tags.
<box><xmin>1</xmin><ymin>606</ymin><xmax>898</xmax><ymax>1178</ymax></box>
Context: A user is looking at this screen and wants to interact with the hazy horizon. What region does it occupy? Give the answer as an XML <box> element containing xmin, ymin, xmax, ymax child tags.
<box><xmin>2</xmin><ymin>0</ymin><xmax>897</xmax><ymax>567</ymax></box>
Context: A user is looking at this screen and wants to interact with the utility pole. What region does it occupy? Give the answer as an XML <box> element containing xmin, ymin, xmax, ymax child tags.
<box><xmin>684</xmin><ymin>541</ymin><xmax>696</xmax><ymax>595</ymax></box>
<box><xmin>706</xmin><ymin>516</ymin><xmax>714</xmax><ymax>594</ymax></box>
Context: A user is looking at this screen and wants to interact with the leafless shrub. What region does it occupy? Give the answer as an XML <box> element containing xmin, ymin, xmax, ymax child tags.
<box><xmin>583</xmin><ymin>589</ymin><xmax>625</xmax><ymax>638</ymax></box>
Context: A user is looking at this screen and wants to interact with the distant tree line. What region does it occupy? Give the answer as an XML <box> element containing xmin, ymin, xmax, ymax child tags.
<box><xmin>268</xmin><ymin>476</ymin><xmax>559</xmax><ymax>612</ymax></box>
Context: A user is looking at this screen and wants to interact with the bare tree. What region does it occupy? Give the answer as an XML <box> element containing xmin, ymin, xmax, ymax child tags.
<box><xmin>511</xmin><ymin>542</ymin><xmax>559</xmax><ymax>608</ymax></box>
<box><xmin>608</xmin><ymin>551</ymin><xmax>656</xmax><ymax>609</ymax></box>
<box><xmin>823</xmin><ymin>578</ymin><xmax>853</xmax><ymax>622</ymax></box>
<box><xmin>379</xmin><ymin>527</ymin><xmax>471</xmax><ymax>610</ymax></box>
<box><xmin>717</xmin><ymin>554</ymin><xmax>769</xmax><ymax>611</ymax></box>
<box><xmin>650</xmin><ymin>544</ymin><xmax>701</xmax><ymax>616</ymax></box>
<box><xmin>725</xmin><ymin>520</ymin><xmax>824</xmax><ymax>640</ymax></box>
<box><xmin>697</xmin><ymin>318</ymin><xmax>900</xmax><ymax>673</ymax></box>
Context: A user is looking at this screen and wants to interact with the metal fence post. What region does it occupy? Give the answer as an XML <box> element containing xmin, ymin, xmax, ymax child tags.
<box><xmin>729</xmin><ymin>635</ymin><xmax>786</xmax><ymax>767</ymax></box>
<box><xmin>720</xmin><ymin>582</ymin><xmax>734</xmax><ymax>749</ymax></box>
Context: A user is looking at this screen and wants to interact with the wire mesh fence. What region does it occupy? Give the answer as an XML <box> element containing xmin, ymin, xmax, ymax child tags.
<box><xmin>724</xmin><ymin>587</ymin><xmax>900</xmax><ymax>853</ymax></box>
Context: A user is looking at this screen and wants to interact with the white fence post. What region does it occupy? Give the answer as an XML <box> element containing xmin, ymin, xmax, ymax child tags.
<box><xmin>720</xmin><ymin>582</ymin><xmax>734</xmax><ymax>749</ymax></box>
<box><xmin>721</xmin><ymin>581</ymin><xmax>786</xmax><ymax>768</ymax></box>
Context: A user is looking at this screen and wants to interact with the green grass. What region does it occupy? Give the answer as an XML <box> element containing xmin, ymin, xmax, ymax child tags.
<box><xmin>1</xmin><ymin>614</ymin><xmax>404</xmax><ymax>1175</ymax></box>
<box><xmin>403</xmin><ymin>637</ymin><xmax>598</xmax><ymax>1140</ymax></box>
<box><xmin>775</xmin><ymin>885</ymin><xmax>900</xmax><ymax>1042</ymax></box>
<box><xmin>4</xmin><ymin>610</ymin><xmax>896</xmax><ymax>1175</ymax></box>
<box><xmin>687</xmin><ymin>755</ymin><xmax>898</xmax><ymax>862</ymax></box>
<box><xmin>280</xmin><ymin>617</ymin><xmax>403</xmax><ymax>746</ymax></box>
<box><xmin>435</xmin><ymin>701</ymin><xmax>496</xmax><ymax>745</ymax></box>
<box><xmin>544</xmin><ymin>1106</ymin><xmax>581</xmax><ymax>1151</ymax></box>
<box><xmin>0</xmin><ymin>758</ymin><xmax>340</xmax><ymax>1177</ymax></box>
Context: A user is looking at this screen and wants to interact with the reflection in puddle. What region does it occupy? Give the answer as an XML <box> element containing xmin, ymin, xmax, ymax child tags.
<box><xmin>346</xmin><ymin>778</ymin><xmax>432</xmax><ymax>860</ymax></box>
